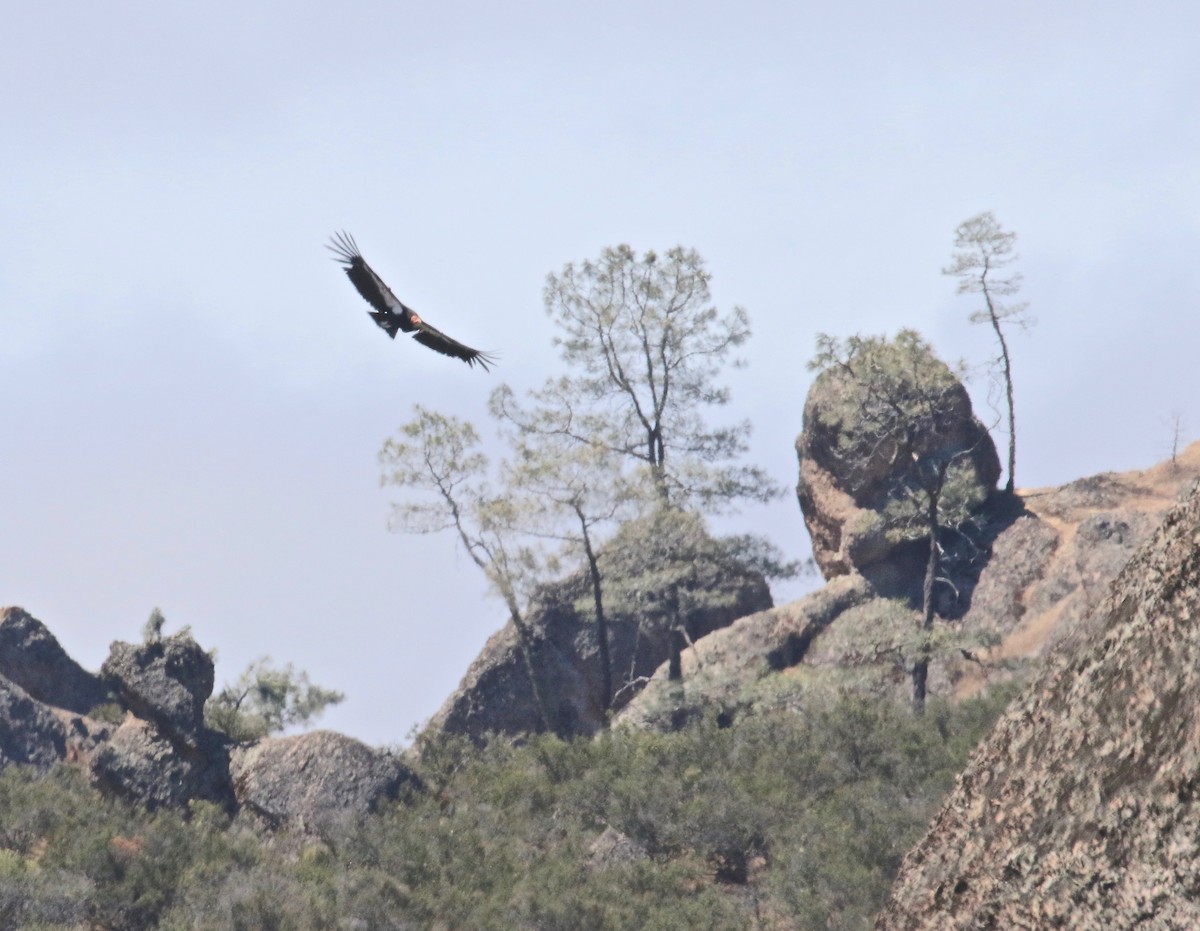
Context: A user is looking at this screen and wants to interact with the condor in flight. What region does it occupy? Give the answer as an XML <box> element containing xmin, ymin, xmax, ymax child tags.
<box><xmin>328</xmin><ymin>231</ymin><xmax>497</xmax><ymax>371</ymax></box>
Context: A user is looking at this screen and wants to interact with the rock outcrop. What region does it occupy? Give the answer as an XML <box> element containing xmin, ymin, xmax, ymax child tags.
<box><xmin>88</xmin><ymin>716</ymin><xmax>234</xmax><ymax>812</ymax></box>
<box><xmin>876</xmin><ymin>476</ymin><xmax>1200</xmax><ymax>930</ymax></box>
<box><xmin>797</xmin><ymin>338</ymin><xmax>1000</xmax><ymax>584</ymax></box>
<box><xmin>619</xmin><ymin>444</ymin><xmax>1200</xmax><ymax>730</ymax></box>
<box><xmin>616</xmin><ymin>574</ymin><xmax>874</xmax><ymax>731</ymax></box>
<box><xmin>426</xmin><ymin>512</ymin><xmax>773</xmax><ymax>741</ymax></box>
<box><xmin>0</xmin><ymin>606</ymin><xmax>109</xmax><ymax>714</ymax></box>
<box><xmin>0</xmin><ymin>675</ymin><xmax>69</xmax><ymax>768</ymax></box>
<box><xmin>101</xmin><ymin>633</ymin><xmax>214</xmax><ymax>749</ymax></box>
<box><xmin>0</xmin><ymin>612</ymin><xmax>421</xmax><ymax>828</ymax></box>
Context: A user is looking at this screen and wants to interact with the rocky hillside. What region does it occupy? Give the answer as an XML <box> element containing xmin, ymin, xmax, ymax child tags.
<box><xmin>0</xmin><ymin>609</ymin><xmax>418</xmax><ymax>828</ymax></box>
<box><xmin>876</xmin><ymin>469</ymin><xmax>1200</xmax><ymax>929</ymax></box>
<box><xmin>619</xmin><ymin>439</ymin><xmax>1200</xmax><ymax>735</ymax></box>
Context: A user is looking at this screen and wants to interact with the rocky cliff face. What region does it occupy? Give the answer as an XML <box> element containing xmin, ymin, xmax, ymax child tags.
<box><xmin>0</xmin><ymin>608</ymin><xmax>416</xmax><ymax>827</ymax></box>
<box><xmin>876</xmin><ymin>473</ymin><xmax>1200</xmax><ymax>930</ymax></box>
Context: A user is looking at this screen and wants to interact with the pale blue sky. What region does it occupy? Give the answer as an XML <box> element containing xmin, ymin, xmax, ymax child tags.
<box><xmin>3</xmin><ymin>2</ymin><xmax>1198</xmax><ymax>746</ymax></box>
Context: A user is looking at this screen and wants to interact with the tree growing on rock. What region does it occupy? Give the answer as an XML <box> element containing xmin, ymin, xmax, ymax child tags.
<box><xmin>382</xmin><ymin>247</ymin><xmax>791</xmax><ymax>732</ymax></box>
<box><xmin>485</xmin><ymin>244</ymin><xmax>792</xmax><ymax>707</ymax></box>
<box><xmin>489</xmin><ymin>403</ymin><xmax>636</xmax><ymax>713</ymax></box>
<box><xmin>808</xmin><ymin>329</ymin><xmax>995</xmax><ymax>713</ymax></box>
<box><xmin>379</xmin><ymin>405</ymin><xmax>555</xmax><ymax>731</ymax></box>
<box><xmin>598</xmin><ymin>507</ymin><xmax>760</xmax><ymax>691</ymax></box>
<box><xmin>944</xmin><ymin>211</ymin><xmax>1032</xmax><ymax>495</ymax></box>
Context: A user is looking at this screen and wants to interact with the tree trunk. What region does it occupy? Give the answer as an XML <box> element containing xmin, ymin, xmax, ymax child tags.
<box><xmin>984</xmin><ymin>290</ymin><xmax>1017</xmax><ymax>496</ymax></box>
<box><xmin>580</xmin><ymin>520</ymin><xmax>612</xmax><ymax>715</ymax></box>
<box><xmin>668</xmin><ymin>628</ymin><xmax>684</xmax><ymax>681</ymax></box>
<box><xmin>504</xmin><ymin>599</ymin><xmax>554</xmax><ymax>733</ymax></box>
<box><xmin>912</xmin><ymin>462</ymin><xmax>947</xmax><ymax>716</ymax></box>
<box><xmin>667</xmin><ymin>585</ymin><xmax>684</xmax><ymax>682</ymax></box>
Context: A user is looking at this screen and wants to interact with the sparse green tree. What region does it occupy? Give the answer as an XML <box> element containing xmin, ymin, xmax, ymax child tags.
<box><xmin>533</xmin><ymin>244</ymin><xmax>778</xmax><ymax>509</ymax></box>
<box><xmin>379</xmin><ymin>404</ymin><xmax>554</xmax><ymax>731</ymax></box>
<box><xmin>484</xmin><ymin>245</ymin><xmax>793</xmax><ymax>706</ymax></box>
<box><xmin>205</xmin><ymin>657</ymin><xmax>344</xmax><ymax>741</ymax></box>
<box><xmin>944</xmin><ymin>210</ymin><xmax>1032</xmax><ymax>495</ymax></box>
<box><xmin>142</xmin><ymin>607</ymin><xmax>167</xmax><ymax>644</ymax></box>
<box><xmin>809</xmin><ymin>330</ymin><xmax>992</xmax><ymax>713</ymax></box>
<box><xmin>490</xmin><ymin>394</ymin><xmax>637</xmax><ymax>714</ymax></box>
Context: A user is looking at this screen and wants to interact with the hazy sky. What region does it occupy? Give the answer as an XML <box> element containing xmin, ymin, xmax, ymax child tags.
<box><xmin>3</xmin><ymin>2</ymin><xmax>1198</xmax><ymax>746</ymax></box>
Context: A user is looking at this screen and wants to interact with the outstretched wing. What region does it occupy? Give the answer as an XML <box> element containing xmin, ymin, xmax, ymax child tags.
<box><xmin>326</xmin><ymin>231</ymin><xmax>417</xmax><ymax>338</ymax></box>
<box><xmin>327</xmin><ymin>231</ymin><xmax>497</xmax><ymax>370</ymax></box>
<box><xmin>412</xmin><ymin>324</ymin><xmax>498</xmax><ymax>371</ymax></box>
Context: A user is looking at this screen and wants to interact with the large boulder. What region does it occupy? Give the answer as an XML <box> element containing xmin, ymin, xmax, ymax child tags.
<box><xmin>426</xmin><ymin>510</ymin><xmax>773</xmax><ymax>741</ymax></box>
<box><xmin>876</xmin><ymin>476</ymin><xmax>1200</xmax><ymax>929</ymax></box>
<box><xmin>88</xmin><ymin>715</ymin><xmax>234</xmax><ymax>811</ymax></box>
<box><xmin>0</xmin><ymin>606</ymin><xmax>109</xmax><ymax>714</ymax></box>
<box><xmin>101</xmin><ymin>632</ymin><xmax>214</xmax><ymax>748</ymax></box>
<box><xmin>229</xmin><ymin>730</ymin><xmax>421</xmax><ymax>830</ymax></box>
<box><xmin>615</xmin><ymin>574</ymin><xmax>875</xmax><ymax>731</ymax></box>
<box><xmin>797</xmin><ymin>336</ymin><xmax>1000</xmax><ymax>583</ymax></box>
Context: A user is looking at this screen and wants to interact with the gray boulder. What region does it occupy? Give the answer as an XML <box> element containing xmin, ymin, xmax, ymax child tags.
<box><xmin>88</xmin><ymin>715</ymin><xmax>234</xmax><ymax>811</ymax></box>
<box><xmin>101</xmin><ymin>632</ymin><xmax>214</xmax><ymax>748</ymax></box>
<box><xmin>796</xmin><ymin>340</ymin><xmax>999</xmax><ymax>583</ymax></box>
<box><xmin>230</xmin><ymin>730</ymin><xmax>421</xmax><ymax>830</ymax></box>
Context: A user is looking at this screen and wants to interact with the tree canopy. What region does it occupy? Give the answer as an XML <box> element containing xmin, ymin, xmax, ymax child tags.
<box><xmin>499</xmin><ymin>244</ymin><xmax>778</xmax><ymax>510</ymax></box>
<box><xmin>944</xmin><ymin>211</ymin><xmax>1032</xmax><ymax>494</ymax></box>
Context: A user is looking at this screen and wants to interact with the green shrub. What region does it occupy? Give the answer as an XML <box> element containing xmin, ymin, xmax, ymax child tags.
<box><xmin>0</xmin><ymin>682</ymin><xmax>1015</xmax><ymax>929</ymax></box>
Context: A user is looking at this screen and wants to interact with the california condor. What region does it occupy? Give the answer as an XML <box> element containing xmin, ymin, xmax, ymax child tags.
<box><xmin>327</xmin><ymin>231</ymin><xmax>497</xmax><ymax>371</ymax></box>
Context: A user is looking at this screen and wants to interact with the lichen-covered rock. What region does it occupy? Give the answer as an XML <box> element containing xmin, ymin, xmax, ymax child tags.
<box><xmin>101</xmin><ymin>632</ymin><xmax>214</xmax><ymax>748</ymax></box>
<box><xmin>0</xmin><ymin>675</ymin><xmax>69</xmax><ymax>769</ymax></box>
<box><xmin>229</xmin><ymin>730</ymin><xmax>420</xmax><ymax>830</ymax></box>
<box><xmin>616</xmin><ymin>575</ymin><xmax>874</xmax><ymax>730</ymax></box>
<box><xmin>0</xmin><ymin>606</ymin><xmax>109</xmax><ymax>714</ymax></box>
<box><xmin>87</xmin><ymin>716</ymin><xmax>234</xmax><ymax>811</ymax></box>
<box><xmin>619</xmin><ymin>448</ymin><xmax>1200</xmax><ymax>730</ymax></box>
<box><xmin>876</xmin><ymin>478</ymin><xmax>1200</xmax><ymax>930</ymax></box>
